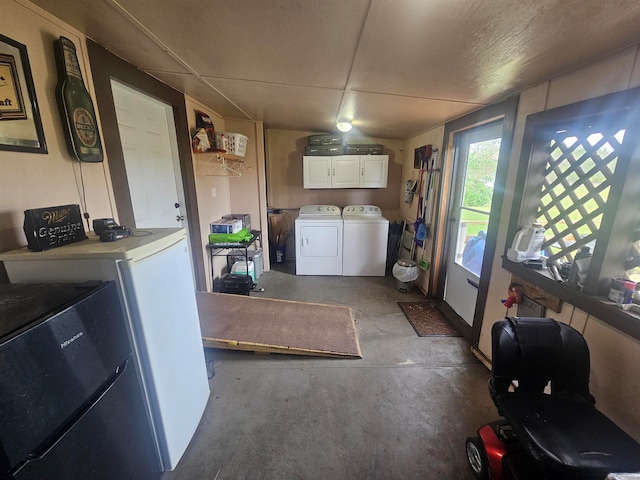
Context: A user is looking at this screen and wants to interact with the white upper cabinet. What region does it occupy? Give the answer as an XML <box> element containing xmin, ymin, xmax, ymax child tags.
<box><xmin>360</xmin><ymin>155</ymin><xmax>388</xmax><ymax>188</ymax></box>
<box><xmin>302</xmin><ymin>156</ymin><xmax>333</xmax><ymax>189</ymax></box>
<box><xmin>303</xmin><ymin>155</ymin><xmax>388</xmax><ymax>189</ymax></box>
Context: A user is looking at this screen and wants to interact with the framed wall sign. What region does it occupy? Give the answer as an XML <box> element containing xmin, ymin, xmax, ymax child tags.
<box><xmin>0</xmin><ymin>34</ymin><xmax>47</xmax><ymax>153</ymax></box>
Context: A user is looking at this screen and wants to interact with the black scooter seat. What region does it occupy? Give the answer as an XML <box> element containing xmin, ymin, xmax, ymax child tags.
<box><xmin>496</xmin><ymin>392</ymin><xmax>640</xmax><ymax>477</ymax></box>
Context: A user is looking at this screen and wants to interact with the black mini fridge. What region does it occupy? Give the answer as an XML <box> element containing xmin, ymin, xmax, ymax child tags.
<box><xmin>0</xmin><ymin>281</ymin><xmax>160</xmax><ymax>480</ymax></box>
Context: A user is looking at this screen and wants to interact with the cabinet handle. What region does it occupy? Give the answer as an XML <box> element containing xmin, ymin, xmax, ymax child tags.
<box><xmin>361</xmin><ymin>167</ymin><xmax>364</xmax><ymax>176</ymax></box>
<box><xmin>328</xmin><ymin>168</ymin><xmax>331</xmax><ymax>177</ymax></box>
<box><xmin>332</xmin><ymin>168</ymin><xmax>335</xmax><ymax>176</ymax></box>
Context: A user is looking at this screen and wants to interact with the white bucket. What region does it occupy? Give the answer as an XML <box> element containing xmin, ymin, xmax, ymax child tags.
<box><xmin>231</xmin><ymin>260</ymin><xmax>255</xmax><ymax>281</ymax></box>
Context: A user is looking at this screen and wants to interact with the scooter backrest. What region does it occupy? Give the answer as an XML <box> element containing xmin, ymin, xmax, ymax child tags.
<box><xmin>490</xmin><ymin>317</ymin><xmax>594</xmax><ymax>404</ymax></box>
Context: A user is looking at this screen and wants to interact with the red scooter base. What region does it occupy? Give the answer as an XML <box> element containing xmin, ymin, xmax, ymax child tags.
<box><xmin>466</xmin><ymin>420</ymin><xmax>542</xmax><ymax>480</ymax></box>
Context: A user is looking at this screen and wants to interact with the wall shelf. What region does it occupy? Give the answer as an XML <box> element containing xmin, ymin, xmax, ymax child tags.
<box><xmin>195</xmin><ymin>152</ymin><xmax>248</xmax><ymax>177</ymax></box>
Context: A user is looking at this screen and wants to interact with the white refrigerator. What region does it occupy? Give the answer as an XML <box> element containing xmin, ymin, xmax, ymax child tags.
<box><xmin>0</xmin><ymin>228</ymin><xmax>209</xmax><ymax>471</ymax></box>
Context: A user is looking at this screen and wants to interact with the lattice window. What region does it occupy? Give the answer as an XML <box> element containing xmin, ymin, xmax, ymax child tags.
<box><xmin>535</xmin><ymin>126</ymin><xmax>625</xmax><ymax>264</ymax></box>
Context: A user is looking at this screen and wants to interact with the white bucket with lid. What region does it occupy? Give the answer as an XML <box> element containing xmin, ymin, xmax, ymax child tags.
<box><xmin>231</xmin><ymin>260</ymin><xmax>255</xmax><ymax>281</ymax></box>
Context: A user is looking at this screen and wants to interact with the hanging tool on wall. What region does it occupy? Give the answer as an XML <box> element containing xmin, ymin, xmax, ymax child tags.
<box><xmin>413</xmin><ymin>145</ymin><xmax>432</xmax><ymax>249</ymax></box>
<box><xmin>423</xmin><ymin>147</ymin><xmax>439</xmax><ymax>230</ymax></box>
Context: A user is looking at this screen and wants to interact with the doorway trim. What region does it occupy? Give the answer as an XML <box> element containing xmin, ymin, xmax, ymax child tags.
<box><xmin>86</xmin><ymin>39</ymin><xmax>206</xmax><ymax>292</ymax></box>
<box><xmin>431</xmin><ymin>96</ymin><xmax>519</xmax><ymax>346</ymax></box>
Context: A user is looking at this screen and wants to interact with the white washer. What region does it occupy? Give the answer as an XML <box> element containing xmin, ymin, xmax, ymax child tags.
<box><xmin>295</xmin><ymin>205</ymin><xmax>343</xmax><ymax>275</ymax></box>
<box><xmin>342</xmin><ymin>205</ymin><xmax>389</xmax><ymax>276</ymax></box>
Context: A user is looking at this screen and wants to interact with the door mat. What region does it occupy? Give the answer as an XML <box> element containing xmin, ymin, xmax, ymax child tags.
<box><xmin>397</xmin><ymin>301</ymin><xmax>461</xmax><ymax>337</ymax></box>
<box><xmin>196</xmin><ymin>292</ymin><xmax>362</xmax><ymax>358</ymax></box>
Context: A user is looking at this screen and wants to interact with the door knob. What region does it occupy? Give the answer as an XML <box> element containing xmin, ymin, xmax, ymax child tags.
<box><xmin>176</xmin><ymin>215</ymin><xmax>185</xmax><ymax>221</ymax></box>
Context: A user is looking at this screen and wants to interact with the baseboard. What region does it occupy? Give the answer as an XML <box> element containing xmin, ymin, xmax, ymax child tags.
<box><xmin>471</xmin><ymin>346</ymin><xmax>491</xmax><ymax>371</ymax></box>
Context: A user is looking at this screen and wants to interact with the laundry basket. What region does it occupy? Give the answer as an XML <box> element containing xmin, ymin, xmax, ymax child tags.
<box><xmin>216</xmin><ymin>132</ymin><xmax>248</xmax><ymax>157</ymax></box>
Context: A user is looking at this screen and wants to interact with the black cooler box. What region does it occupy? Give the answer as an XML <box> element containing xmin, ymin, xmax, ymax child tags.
<box><xmin>218</xmin><ymin>273</ymin><xmax>253</xmax><ymax>295</ymax></box>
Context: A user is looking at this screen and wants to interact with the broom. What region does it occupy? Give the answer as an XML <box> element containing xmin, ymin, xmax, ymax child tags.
<box><xmin>418</xmin><ymin>148</ymin><xmax>438</xmax><ymax>270</ymax></box>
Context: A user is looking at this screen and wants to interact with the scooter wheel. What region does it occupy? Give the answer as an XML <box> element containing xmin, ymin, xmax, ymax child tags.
<box><xmin>465</xmin><ymin>436</ymin><xmax>489</xmax><ymax>480</ymax></box>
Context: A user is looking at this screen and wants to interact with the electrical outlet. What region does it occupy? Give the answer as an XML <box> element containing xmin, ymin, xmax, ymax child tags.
<box><xmin>211</xmin><ymin>187</ymin><xmax>217</xmax><ymax>197</ymax></box>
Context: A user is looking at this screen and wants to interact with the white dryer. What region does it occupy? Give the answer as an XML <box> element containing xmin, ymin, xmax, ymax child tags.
<box><xmin>342</xmin><ymin>205</ymin><xmax>389</xmax><ymax>276</ymax></box>
<box><xmin>295</xmin><ymin>205</ymin><xmax>343</xmax><ymax>275</ymax></box>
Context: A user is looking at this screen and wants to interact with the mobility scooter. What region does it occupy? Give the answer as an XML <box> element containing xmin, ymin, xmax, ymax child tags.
<box><xmin>466</xmin><ymin>317</ymin><xmax>640</xmax><ymax>479</ymax></box>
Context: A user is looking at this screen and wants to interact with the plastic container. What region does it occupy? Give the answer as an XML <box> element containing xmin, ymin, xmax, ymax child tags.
<box><xmin>616</xmin><ymin>280</ymin><xmax>636</xmax><ymax>307</ymax></box>
<box><xmin>231</xmin><ymin>260</ymin><xmax>255</xmax><ymax>282</ymax></box>
<box><xmin>252</xmin><ymin>250</ymin><xmax>263</xmax><ymax>280</ymax></box>
<box><xmin>507</xmin><ymin>224</ymin><xmax>545</xmax><ymax>262</ymax></box>
<box><xmin>216</xmin><ymin>132</ymin><xmax>248</xmax><ymax>157</ymax></box>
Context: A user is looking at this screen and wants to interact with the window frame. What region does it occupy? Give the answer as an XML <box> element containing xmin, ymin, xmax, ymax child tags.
<box><xmin>503</xmin><ymin>86</ymin><xmax>640</xmax><ymax>341</ymax></box>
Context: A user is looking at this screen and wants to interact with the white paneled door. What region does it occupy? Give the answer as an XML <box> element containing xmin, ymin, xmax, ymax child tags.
<box><xmin>111</xmin><ymin>80</ymin><xmax>185</xmax><ymax>228</ymax></box>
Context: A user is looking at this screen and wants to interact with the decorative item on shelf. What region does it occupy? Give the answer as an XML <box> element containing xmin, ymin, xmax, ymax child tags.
<box><xmin>23</xmin><ymin>204</ymin><xmax>87</xmax><ymax>251</ymax></box>
<box><xmin>0</xmin><ymin>34</ymin><xmax>47</xmax><ymax>153</ymax></box>
<box><xmin>191</xmin><ymin>110</ymin><xmax>217</xmax><ymax>153</ymax></box>
<box><xmin>54</xmin><ymin>36</ymin><xmax>103</xmax><ymax>162</ymax></box>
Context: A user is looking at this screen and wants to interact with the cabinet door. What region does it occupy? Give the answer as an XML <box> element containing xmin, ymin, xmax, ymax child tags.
<box><xmin>303</xmin><ymin>156</ymin><xmax>332</xmax><ymax>188</ymax></box>
<box><xmin>332</xmin><ymin>155</ymin><xmax>360</xmax><ymax>188</ymax></box>
<box><xmin>360</xmin><ymin>155</ymin><xmax>388</xmax><ymax>188</ymax></box>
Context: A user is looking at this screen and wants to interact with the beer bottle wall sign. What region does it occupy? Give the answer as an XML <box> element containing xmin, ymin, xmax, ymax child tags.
<box><xmin>54</xmin><ymin>36</ymin><xmax>103</xmax><ymax>162</ymax></box>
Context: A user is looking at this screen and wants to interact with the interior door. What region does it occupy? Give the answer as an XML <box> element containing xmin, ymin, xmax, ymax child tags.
<box><xmin>444</xmin><ymin>122</ymin><xmax>502</xmax><ymax>326</ymax></box>
<box><xmin>111</xmin><ymin>80</ymin><xmax>185</xmax><ymax>228</ymax></box>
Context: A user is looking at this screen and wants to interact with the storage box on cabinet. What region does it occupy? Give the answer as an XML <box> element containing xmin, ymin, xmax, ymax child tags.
<box><xmin>302</xmin><ymin>155</ymin><xmax>388</xmax><ymax>189</ymax></box>
<box><xmin>308</xmin><ymin>134</ymin><xmax>343</xmax><ymax>146</ymax></box>
<box><xmin>304</xmin><ymin>144</ymin><xmax>344</xmax><ymax>156</ymax></box>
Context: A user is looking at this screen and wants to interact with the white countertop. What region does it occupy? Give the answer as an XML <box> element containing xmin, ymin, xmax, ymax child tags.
<box><xmin>0</xmin><ymin>228</ymin><xmax>186</xmax><ymax>261</ymax></box>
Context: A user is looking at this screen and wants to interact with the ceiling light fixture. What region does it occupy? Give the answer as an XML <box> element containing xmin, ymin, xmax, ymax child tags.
<box><xmin>336</xmin><ymin>120</ymin><xmax>352</xmax><ymax>132</ymax></box>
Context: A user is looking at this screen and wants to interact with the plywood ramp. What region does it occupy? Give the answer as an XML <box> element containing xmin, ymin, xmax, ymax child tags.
<box><xmin>196</xmin><ymin>292</ymin><xmax>362</xmax><ymax>358</ymax></box>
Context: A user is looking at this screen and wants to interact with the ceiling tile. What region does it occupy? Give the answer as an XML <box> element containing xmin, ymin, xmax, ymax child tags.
<box><xmin>29</xmin><ymin>0</ymin><xmax>189</xmax><ymax>73</ymax></box>
<box><xmin>351</xmin><ymin>0</ymin><xmax>640</xmax><ymax>103</ymax></box>
<box><xmin>149</xmin><ymin>71</ymin><xmax>251</xmax><ymax>119</ymax></box>
<box><xmin>113</xmin><ymin>0</ymin><xmax>371</xmax><ymax>88</ymax></box>
<box><xmin>205</xmin><ymin>78</ymin><xmax>345</xmax><ymax>132</ymax></box>
<box><xmin>342</xmin><ymin>91</ymin><xmax>483</xmax><ymax>139</ymax></box>
<box><xmin>23</xmin><ymin>0</ymin><xmax>640</xmax><ymax>139</ymax></box>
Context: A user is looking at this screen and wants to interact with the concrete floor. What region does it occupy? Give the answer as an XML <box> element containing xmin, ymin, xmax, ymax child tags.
<box><xmin>162</xmin><ymin>263</ymin><xmax>499</xmax><ymax>480</ymax></box>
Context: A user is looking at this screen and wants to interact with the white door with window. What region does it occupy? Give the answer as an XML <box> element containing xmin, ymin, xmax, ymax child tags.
<box><xmin>111</xmin><ymin>80</ymin><xmax>185</xmax><ymax>228</ymax></box>
<box><xmin>444</xmin><ymin>122</ymin><xmax>502</xmax><ymax>325</ymax></box>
